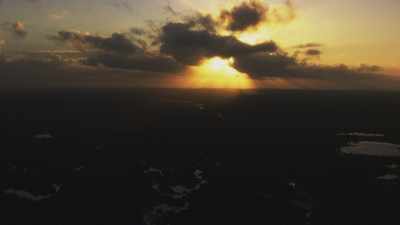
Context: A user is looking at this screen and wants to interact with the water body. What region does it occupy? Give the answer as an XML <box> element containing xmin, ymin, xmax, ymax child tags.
<box><xmin>341</xmin><ymin>141</ymin><xmax>400</xmax><ymax>157</ymax></box>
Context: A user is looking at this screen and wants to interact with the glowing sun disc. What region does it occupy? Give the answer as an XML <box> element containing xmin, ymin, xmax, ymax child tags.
<box><xmin>182</xmin><ymin>57</ymin><xmax>254</xmax><ymax>89</ymax></box>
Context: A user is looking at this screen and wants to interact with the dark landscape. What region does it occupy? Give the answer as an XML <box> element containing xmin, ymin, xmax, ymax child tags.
<box><xmin>1</xmin><ymin>88</ymin><xmax>400</xmax><ymax>225</ymax></box>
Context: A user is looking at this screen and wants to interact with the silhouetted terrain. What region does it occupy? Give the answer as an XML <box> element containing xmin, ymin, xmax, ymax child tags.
<box><xmin>1</xmin><ymin>88</ymin><xmax>399</xmax><ymax>225</ymax></box>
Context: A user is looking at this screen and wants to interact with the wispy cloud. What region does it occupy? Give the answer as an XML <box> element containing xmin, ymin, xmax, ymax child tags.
<box><xmin>49</xmin><ymin>31</ymin><xmax>140</xmax><ymax>54</ymax></box>
<box><xmin>48</xmin><ymin>10</ymin><xmax>69</xmax><ymax>20</ymax></box>
<box><xmin>107</xmin><ymin>0</ymin><xmax>133</xmax><ymax>12</ymax></box>
<box><xmin>293</xmin><ymin>43</ymin><xmax>323</xmax><ymax>49</ymax></box>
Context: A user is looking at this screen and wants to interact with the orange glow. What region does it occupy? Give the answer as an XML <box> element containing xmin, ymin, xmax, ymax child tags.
<box><xmin>179</xmin><ymin>57</ymin><xmax>254</xmax><ymax>89</ymax></box>
<box><xmin>235</xmin><ymin>29</ymin><xmax>272</xmax><ymax>45</ymax></box>
<box><xmin>203</xmin><ymin>57</ymin><xmax>238</xmax><ymax>76</ymax></box>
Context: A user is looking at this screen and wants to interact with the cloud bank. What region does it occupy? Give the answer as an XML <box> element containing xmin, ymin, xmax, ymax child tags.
<box><xmin>220</xmin><ymin>1</ymin><xmax>268</xmax><ymax>32</ymax></box>
<box><xmin>0</xmin><ymin>0</ymin><xmax>396</xmax><ymax>90</ymax></box>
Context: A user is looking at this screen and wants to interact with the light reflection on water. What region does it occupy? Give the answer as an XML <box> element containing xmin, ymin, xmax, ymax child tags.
<box><xmin>341</xmin><ymin>141</ymin><xmax>400</xmax><ymax>157</ymax></box>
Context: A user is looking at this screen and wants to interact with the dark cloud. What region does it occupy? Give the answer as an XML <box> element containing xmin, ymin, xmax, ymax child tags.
<box><xmin>0</xmin><ymin>57</ymin><xmax>182</xmax><ymax>89</ymax></box>
<box><xmin>49</xmin><ymin>30</ymin><xmax>183</xmax><ymax>74</ymax></box>
<box><xmin>292</xmin><ymin>46</ymin><xmax>323</xmax><ymax>62</ymax></box>
<box><xmin>84</xmin><ymin>33</ymin><xmax>140</xmax><ymax>54</ymax></box>
<box><xmin>183</xmin><ymin>13</ymin><xmax>219</xmax><ymax>33</ymax></box>
<box><xmin>230</xmin><ymin>49</ymin><xmax>381</xmax><ymax>80</ymax></box>
<box><xmin>220</xmin><ymin>1</ymin><xmax>267</xmax><ymax>32</ymax></box>
<box><xmin>305</xmin><ymin>49</ymin><xmax>322</xmax><ymax>56</ymax></box>
<box><xmin>357</xmin><ymin>64</ymin><xmax>383</xmax><ymax>73</ymax></box>
<box><xmin>49</xmin><ymin>31</ymin><xmax>141</xmax><ymax>54</ymax></box>
<box><xmin>130</xmin><ymin>27</ymin><xmax>147</xmax><ymax>36</ymax></box>
<box><xmin>294</xmin><ymin>43</ymin><xmax>323</xmax><ymax>49</ymax></box>
<box><xmin>219</xmin><ymin>0</ymin><xmax>296</xmax><ymax>32</ymax></box>
<box><xmin>159</xmin><ymin>22</ymin><xmax>278</xmax><ymax>65</ymax></box>
<box><xmin>84</xmin><ymin>53</ymin><xmax>183</xmax><ymax>73</ymax></box>
<box><xmin>233</xmin><ymin>52</ymin><xmax>296</xmax><ymax>78</ymax></box>
<box><xmin>129</xmin><ymin>26</ymin><xmax>161</xmax><ymax>50</ymax></box>
<box><xmin>284</xmin><ymin>63</ymin><xmax>386</xmax><ymax>80</ymax></box>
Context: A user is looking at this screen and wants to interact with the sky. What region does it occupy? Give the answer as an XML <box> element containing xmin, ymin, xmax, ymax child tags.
<box><xmin>0</xmin><ymin>0</ymin><xmax>399</xmax><ymax>68</ymax></box>
<box><xmin>0</xmin><ymin>0</ymin><xmax>399</xmax><ymax>90</ymax></box>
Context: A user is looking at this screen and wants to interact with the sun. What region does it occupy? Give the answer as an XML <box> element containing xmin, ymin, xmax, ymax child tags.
<box><xmin>177</xmin><ymin>57</ymin><xmax>254</xmax><ymax>89</ymax></box>
<box><xmin>203</xmin><ymin>57</ymin><xmax>240</xmax><ymax>77</ymax></box>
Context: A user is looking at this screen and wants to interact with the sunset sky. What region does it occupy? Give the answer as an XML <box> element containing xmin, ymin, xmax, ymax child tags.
<box><xmin>0</xmin><ymin>0</ymin><xmax>399</xmax><ymax>68</ymax></box>
<box><xmin>0</xmin><ymin>0</ymin><xmax>399</xmax><ymax>90</ymax></box>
